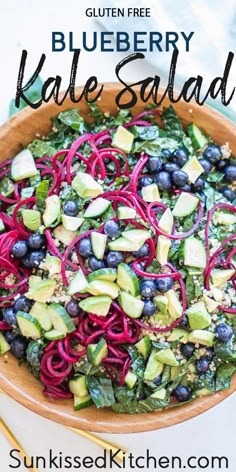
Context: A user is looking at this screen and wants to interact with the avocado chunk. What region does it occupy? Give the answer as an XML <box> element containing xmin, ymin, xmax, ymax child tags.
<box><xmin>62</xmin><ymin>214</ymin><xmax>84</xmax><ymax>231</ymax></box>
<box><xmin>68</xmin><ymin>269</ymin><xmax>88</xmax><ymax>295</ymax></box>
<box><xmin>87</xmin><ymin>268</ymin><xmax>117</xmax><ymax>283</ymax></box>
<box><xmin>87</xmin><ymin>280</ymin><xmax>119</xmax><ymax>299</ymax></box>
<box><xmin>108</xmin><ymin>237</ymin><xmax>141</xmax><ymax>252</ymax></box>
<box><xmin>158</xmin><ymin>208</ymin><xmax>174</xmax><ymax>234</ymax></box>
<box><xmin>182</xmin><ymin>156</ymin><xmax>204</xmax><ymax>183</ymax></box>
<box><xmin>167</xmin><ymin>328</ymin><xmax>189</xmax><ymax>343</ymax></box>
<box><xmin>135</xmin><ymin>335</ymin><xmax>151</xmax><ymax>359</ymax></box>
<box><xmin>188</xmin><ymin>330</ymin><xmax>215</xmax><ymax>347</ymax></box>
<box><xmin>186</xmin><ymin>301</ymin><xmax>211</xmax><ymax>329</ymax></box>
<box><xmin>125</xmin><ymin>371</ymin><xmax>138</xmax><ymax>389</ymax></box>
<box><xmin>184</xmin><ymin>237</ymin><xmax>206</xmax><ymax>269</ymax></box>
<box><xmin>153</xmin><ymin>295</ymin><xmax>168</xmax><ymax>315</ymax></box>
<box><xmin>151</xmin><ymin>388</ymin><xmax>166</xmax><ymax>400</ymax></box>
<box><xmin>112</xmin><ymin>125</ymin><xmax>134</xmax><ymax>154</ymax></box>
<box><xmin>0</xmin><ymin>333</ymin><xmax>10</xmax><ymax>355</ymax></box>
<box><xmin>84</xmin><ymin>198</ymin><xmax>111</xmax><ymax>218</ymax></box>
<box><xmin>54</xmin><ymin>225</ymin><xmax>77</xmax><ymax>246</ymax></box>
<box><xmin>187</xmin><ymin>123</ymin><xmax>208</xmax><ymax>149</ymax></box>
<box><xmin>211</xmin><ymin>269</ymin><xmax>235</xmax><ymax>288</ymax></box>
<box><xmin>155</xmin><ymin>348</ymin><xmax>179</xmax><ymax>366</ymax></box>
<box><xmin>72</xmin><ymin>172</ymin><xmax>103</xmax><ymax>198</ymax></box>
<box><xmin>91</xmin><ymin>232</ymin><xmax>107</xmax><ymax>260</ymax></box>
<box><xmin>30</xmin><ymin>301</ymin><xmax>52</xmax><ymax>331</ymax></box>
<box><xmin>212</xmin><ymin>211</ymin><xmax>236</xmax><ymax>226</ymax></box>
<box><xmin>156</xmin><ymin>236</ymin><xmax>171</xmax><ymax>266</ymax></box>
<box><xmin>165</xmin><ymin>289</ymin><xmax>182</xmax><ymax>319</ymax></box>
<box><xmin>11</xmin><ymin>149</ymin><xmax>37</xmax><ymax>181</ymax></box>
<box><xmin>144</xmin><ymin>350</ymin><xmax>164</xmax><ymax>380</ymax></box>
<box><xmin>44</xmin><ymin>255</ymin><xmax>61</xmax><ymax>276</ymax></box>
<box><xmin>79</xmin><ymin>296</ymin><xmax>112</xmax><ymax>316</ymax></box>
<box><xmin>117</xmin><ymin>206</ymin><xmax>136</xmax><ymax>219</ymax></box>
<box><xmin>121</xmin><ymin>229</ymin><xmax>151</xmax><ymax>244</ymax></box>
<box><xmin>22</xmin><ymin>209</ymin><xmax>41</xmax><ymax>231</ymax></box>
<box><xmin>118</xmin><ymin>291</ymin><xmax>144</xmax><ymax>318</ymax></box>
<box><xmin>172</xmin><ymin>193</ymin><xmax>199</xmax><ymax>218</ymax></box>
<box><xmin>203</xmin><ymin>294</ymin><xmax>219</xmax><ymax>313</ymax></box>
<box><xmin>26</xmin><ymin>278</ymin><xmax>56</xmax><ymax>303</ymax></box>
<box><xmin>141</xmin><ymin>183</ymin><xmax>160</xmax><ymax>202</ymax></box>
<box><xmin>43</xmin><ymin>195</ymin><xmax>61</xmax><ymax>227</ymax></box>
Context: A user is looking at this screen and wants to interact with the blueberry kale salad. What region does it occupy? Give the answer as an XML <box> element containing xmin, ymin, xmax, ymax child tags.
<box><xmin>0</xmin><ymin>104</ymin><xmax>236</xmax><ymax>414</ymax></box>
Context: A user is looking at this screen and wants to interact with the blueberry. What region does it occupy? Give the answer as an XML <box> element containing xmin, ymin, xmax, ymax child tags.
<box><xmin>77</xmin><ymin>238</ymin><xmax>93</xmax><ymax>258</ymax></box>
<box><xmin>224</xmin><ymin>165</ymin><xmax>236</xmax><ymax>183</ymax></box>
<box><xmin>161</xmin><ymin>149</ymin><xmax>172</xmax><ymax>159</ymax></box>
<box><xmin>146</xmin><ymin>157</ymin><xmax>162</xmax><ymax>174</ymax></box>
<box><xmin>155</xmin><ymin>277</ymin><xmax>174</xmax><ymax>293</ymax></box>
<box><xmin>221</xmin><ymin>187</ymin><xmax>235</xmax><ymax>202</ymax></box>
<box><xmin>142</xmin><ymin>300</ymin><xmax>156</xmax><ymax>317</ymax></box>
<box><xmin>28</xmin><ymin>250</ymin><xmax>46</xmax><ymax>268</ymax></box>
<box><xmin>3</xmin><ymin>307</ymin><xmax>17</xmax><ymax>326</ymax></box>
<box><xmin>215</xmin><ymin>160</ymin><xmax>226</xmax><ymax>171</ymax></box>
<box><xmin>179</xmin><ymin>314</ymin><xmax>189</xmax><ymax>328</ymax></box>
<box><xmin>139</xmin><ymin>176</ymin><xmax>154</xmax><ymax>187</ymax></box>
<box><xmin>153</xmin><ymin>375</ymin><xmax>162</xmax><ymax>386</ymax></box>
<box><xmin>171</xmin><ymin>148</ymin><xmax>189</xmax><ymax>166</ymax></box>
<box><xmin>11</xmin><ymin>240</ymin><xmax>28</xmax><ymax>259</ymax></box>
<box><xmin>66</xmin><ymin>300</ymin><xmax>80</xmax><ymax>318</ymax></box>
<box><xmin>132</xmin><ymin>243</ymin><xmax>149</xmax><ymax>258</ymax></box>
<box><xmin>162</xmin><ymin>162</ymin><xmax>180</xmax><ymax>173</ymax></box>
<box><xmin>173</xmin><ymin>385</ymin><xmax>191</xmax><ymax>402</ymax></box>
<box><xmin>14</xmin><ymin>296</ymin><xmax>32</xmax><ymax>313</ymax></box>
<box><xmin>27</xmin><ymin>233</ymin><xmax>46</xmax><ymax>250</ymax></box>
<box><xmin>88</xmin><ymin>257</ymin><xmax>105</xmax><ymax>271</ymax></box>
<box><xmin>203</xmin><ymin>144</ymin><xmax>222</xmax><ymax>163</ymax></box>
<box><xmin>215</xmin><ymin>323</ymin><xmax>233</xmax><ymax>342</ymax></box>
<box><xmin>179</xmin><ymin>184</ymin><xmax>191</xmax><ymax>192</ymax></box>
<box><xmin>5</xmin><ymin>331</ymin><xmax>17</xmax><ymax>343</ymax></box>
<box><xmin>205</xmin><ymin>348</ymin><xmax>215</xmax><ymax>360</ymax></box>
<box><xmin>198</xmin><ymin>158</ymin><xmax>212</xmax><ymax>174</ymax></box>
<box><xmin>180</xmin><ymin>343</ymin><xmax>195</xmax><ymax>358</ymax></box>
<box><xmin>63</xmin><ymin>200</ymin><xmax>78</xmax><ymax>216</ymax></box>
<box><xmin>10</xmin><ymin>336</ymin><xmax>27</xmax><ymax>359</ymax></box>
<box><xmin>155</xmin><ymin>171</ymin><xmax>172</xmax><ymax>191</ymax></box>
<box><xmin>104</xmin><ymin>220</ymin><xmax>121</xmax><ymax>239</ymax></box>
<box><xmin>106</xmin><ymin>251</ymin><xmax>124</xmax><ymax>268</ymax></box>
<box><xmin>140</xmin><ymin>280</ymin><xmax>156</xmax><ymax>299</ymax></box>
<box><xmin>196</xmin><ymin>356</ymin><xmax>209</xmax><ymax>373</ymax></box>
<box><xmin>191</xmin><ymin>177</ymin><xmax>205</xmax><ymax>192</ymax></box>
<box><xmin>21</xmin><ymin>254</ymin><xmax>33</xmax><ymax>268</ymax></box>
<box><xmin>171</xmin><ymin>170</ymin><xmax>188</xmax><ymax>187</ymax></box>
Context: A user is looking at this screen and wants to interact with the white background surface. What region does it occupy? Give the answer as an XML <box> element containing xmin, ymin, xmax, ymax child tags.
<box><xmin>0</xmin><ymin>1</ymin><xmax>235</xmax><ymax>471</ymax></box>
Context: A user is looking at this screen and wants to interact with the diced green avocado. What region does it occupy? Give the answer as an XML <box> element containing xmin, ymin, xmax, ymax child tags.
<box><xmin>156</xmin><ymin>236</ymin><xmax>171</xmax><ymax>266</ymax></box>
<box><xmin>158</xmin><ymin>208</ymin><xmax>173</xmax><ymax>234</ymax></box>
<box><xmin>69</xmin><ymin>375</ymin><xmax>88</xmax><ymax>397</ymax></box>
<box><xmin>211</xmin><ymin>286</ymin><xmax>224</xmax><ymax>302</ymax></box>
<box><xmin>30</xmin><ymin>301</ymin><xmax>52</xmax><ymax>331</ymax></box>
<box><xmin>16</xmin><ymin>311</ymin><xmax>42</xmax><ymax>339</ymax></box>
<box><xmin>117</xmin><ymin>263</ymin><xmax>140</xmax><ymax>296</ymax></box>
<box><xmin>188</xmin><ymin>330</ymin><xmax>215</xmax><ymax>347</ymax></box>
<box><xmin>141</xmin><ymin>183</ymin><xmax>160</xmax><ymax>202</ymax></box>
<box><xmin>184</xmin><ymin>237</ymin><xmax>206</xmax><ymax>269</ymax></box>
<box><xmin>151</xmin><ymin>388</ymin><xmax>166</xmax><ymax>400</ymax></box>
<box><xmin>122</xmin><ymin>229</ymin><xmax>151</xmax><ymax>244</ymax></box>
<box><xmin>135</xmin><ymin>335</ymin><xmax>151</xmax><ymax>359</ymax></box>
<box><xmin>118</xmin><ymin>291</ymin><xmax>144</xmax><ymax>318</ymax></box>
<box><xmin>196</xmin><ymin>388</ymin><xmax>212</xmax><ymax>397</ymax></box>
<box><xmin>0</xmin><ymin>218</ymin><xmax>5</xmax><ymax>233</ymax></box>
<box><xmin>170</xmin><ymin>366</ymin><xmax>180</xmax><ymax>381</ymax></box>
<box><xmin>108</xmin><ymin>237</ymin><xmax>141</xmax><ymax>252</ymax></box>
<box><xmin>153</xmin><ymin>311</ymin><xmax>172</xmax><ymax>326</ymax></box>
<box><xmin>186</xmin><ymin>301</ymin><xmax>211</xmax><ymax>329</ymax></box>
<box><xmin>84</xmin><ymin>198</ymin><xmax>111</xmax><ymax>218</ymax></box>
<box><xmin>26</xmin><ymin>279</ymin><xmax>56</xmax><ymax>303</ymax></box>
<box><xmin>44</xmin><ymin>255</ymin><xmax>61</xmax><ymax>276</ymax></box>
<box><xmin>182</xmin><ymin>156</ymin><xmax>204</xmax><ymax>183</ymax></box>
<box><xmin>165</xmin><ymin>290</ymin><xmax>182</xmax><ymax>320</ymax></box>
<box><xmin>212</xmin><ymin>211</ymin><xmax>236</xmax><ymax>227</ymax></box>
<box><xmin>112</xmin><ymin>125</ymin><xmax>134</xmax><ymax>154</ymax></box>
<box><xmin>79</xmin><ymin>296</ymin><xmax>112</xmax><ymax>316</ymax></box>
<box><xmin>44</xmin><ymin>329</ymin><xmax>66</xmax><ymax>340</ymax></box>
<box><xmin>211</xmin><ymin>269</ymin><xmax>235</xmax><ymax>288</ymax></box>
<box><xmin>155</xmin><ymin>348</ymin><xmax>179</xmax><ymax>366</ymax></box>
<box><xmin>117</xmin><ymin>206</ymin><xmax>136</xmax><ymax>219</ymax></box>
<box><xmin>87</xmin><ymin>268</ymin><xmax>117</xmax><ymax>283</ymax></box>
<box><xmin>74</xmin><ymin>394</ymin><xmax>93</xmax><ymax>411</ymax></box>
<box><xmin>87</xmin><ymin>280</ymin><xmax>119</xmax><ymax>299</ymax></box>
<box><xmin>153</xmin><ymin>295</ymin><xmax>168</xmax><ymax>315</ymax></box>
<box><xmin>167</xmin><ymin>328</ymin><xmax>189</xmax><ymax>343</ymax></box>
<box><xmin>54</xmin><ymin>225</ymin><xmax>77</xmax><ymax>246</ymax></box>
<box><xmin>144</xmin><ymin>350</ymin><xmax>164</xmax><ymax>381</ymax></box>
<box><xmin>28</xmin><ymin>275</ymin><xmax>42</xmax><ymax>288</ymax></box>
<box><xmin>172</xmin><ymin>193</ymin><xmax>199</xmax><ymax>218</ymax></box>
<box><xmin>68</xmin><ymin>269</ymin><xmax>88</xmax><ymax>295</ymax></box>
<box><xmin>91</xmin><ymin>232</ymin><xmax>107</xmax><ymax>259</ymax></box>
<box><xmin>187</xmin><ymin>123</ymin><xmax>208</xmax><ymax>149</ymax></box>
<box><xmin>62</xmin><ymin>214</ymin><xmax>84</xmax><ymax>231</ymax></box>
<box><xmin>43</xmin><ymin>195</ymin><xmax>61</xmax><ymax>227</ymax></box>
<box><xmin>0</xmin><ymin>333</ymin><xmax>10</xmax><ymax>355</ymax></box>
<box><xmin>48</xmin><ymin>303</ymin><xmax>76</xmax><ymax>333</ymax></box>
<box><xmin>125</xmin><ymin>371</ymin><xmax>138</xmax><ymax>389</ymax></box>
<box><xmin>11</xmin><ymin>149</ymin><xmax>37</xmax><ymax>181</ymax></box>
<box><xmin>203</xmin><ymin>294</ymin><xmax>219</xmax><ymax>313</ymax></box>
<box><xmin>87</xmin><ymin>338</ymin><xmax>108</xmax><ymax>366</ymax></box>
<box><xmin>22</xmin><ymin>210</ymin><xmax>41</xmax><ymax>231</ymax></box>
<box><xmin>72</xmin><ymin>172</ymin><xmax>103</xmax><ymax>198</ymax></box>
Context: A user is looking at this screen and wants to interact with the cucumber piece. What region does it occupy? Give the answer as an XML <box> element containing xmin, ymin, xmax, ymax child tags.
<box><xmin>22</xmin><ymin>210</ymin><xmax>41</xmax><ymax>231</ymax></box>
<box><xmin>117</xmin><ymin>263</ymin><xmax>140</xmax><ymax>296</ymax></box>
<box><xmin>72</xmin><ymin>172</ymin><xmax>103</xmax><ymax>199</ymax></box>
<box><xmin>87</xmin><ymin>268</ymin><xmax>117</xmax><ymax>283</ymax></box>
<box><xmin>122</xmin><ymin>229</ymin><xmax>151</xmax><ymax>244</ymax></box>
<box><xmin>112</xmin><ymin>125</ymin><xmax>134</xmax><ymax>154</ymax></box>
<box><xmin>87</xmin><ymin>280</ymin><xmax>119</xmax><ymax>299</ymax></box>
<box><xmin>74</xmin><ymin>394</ymin><xmax>93</xmax><ymax>411</ymax></box>
<box><xmin>108</xmin><ymin>237</ymin><xmax>141</xmax><ymax>252</ymax></box>
<box><xmin>44</xmin><ymin>329</ymin><xmax>66</xmax><ymax>340</ymax></box>
<box><xmin>44</xmin><ymin>255</ymin><xmax>61</xmax><ymax>276</ymax></box>
<box><xmin>141</xmin><ymin>183</ymin><xmax>160</xmax><ymax>202</ymax></box>
<box><xmin>144</xmin><ymin>350</ymin><xmax>164</xmax><ymax>381</ymax></box>
<box><xmin>11</xmin><ymin>149</ymin><xmax>37</xmax><ymax>181</ymax></box>
<box><xmin>187</xmin><ymin>123</ymin><xmax>208</xmax><ymax>149</ymax></box>
<box><xmin>54</xmin><ymin>225</ymin><xmax>77</xmax><ymax>246</ymax></box>
<box><xmin>181</xmin><ymin>156</ymin><xmax>204</xmax><ymax>183</ymax></box>
<box><xmin>0</xmin><ymin>218</ymin><xmax>5</xmax><ymax>233</ymax></box>
<box><xmin>91</xmin><ymin>232</ymin><xmax>107</xmax><ymax>260</ymax></box>
<box><xmin>155</xmin><ymin>348</ymin><xmax>179</xmax><ymax>367</ymax></box>
<box><xmin>156</xmin><ymin>236</ymin><xmax>171</xmax><ymax>266</ymax></box>
<box><xmin>125</xmin><ymin>371</ymin><xmax>137</xmax><ymax>389</ymax></box>
<box><xmin>48</xmin><ymin>303</ymin><xmax>76</xmax><ymax>333</ymax></box>
<box><xmin>26</xmin><ymin>279</ymin><xmax>56</xmax><ymax>303</ymax></box>
<box><xmin>62</xmin><ymin>214</ymin><xmax>84</xmax><ymax>231</ymax></box>
<box><xmin>117</xmin><ymin>206</ymin><xmax>136</xmax><ymax>219</ymax></box>
<box><xmin>184</xmin><ymin>237</ymin><xmax>206</xmax><ymax>269</ymax></box>
<box><xmin>69</xmin><ymin>375</ymin><xmax>88</xmax><ymax>397</ymax></box>
<box><xmin>79</xmin><ymin>296</ymin><xmax>112</xmax><ymax>316</ymax></box>
<box><xmin>43</xmin><ymin>195</ymin><xmax>61</xmax><ymax>226</ymax></box>
<box><xmin>16</xmin><ymin>311</ymin><xmax>42</xmax><ymax>339</ymax></box>
<box><xmin>172</xmin><ymin>193</ymin><xmax>199</xmax><ymax>218</ymax></box>
<box><xmin>167</xmin><ymin>328</ymin><xmax>189</xmax><ymax>343</ymax></box>
<box><xmin>135</xmin><ymin>335</ymin><xmax>151</xmax><ymax>359</ymax></box>
<box><xmin>84</xmin><ymin>198</ymin><xmax>111</xmax><ymax>218</ymax></box>
<box><xmin>30</xmin><ymin>301</ymin><xmax>52</xmax><ymax>331</ymax></box>
<box><xmin>158</xmin><ymin>208</ymin><xmax>173</xmax><ymax>234</ymax></box>
<box><xmin>87</xmin><ymin>338</ymin><xmax>108</xmax><ymax>366</ymax></box>
<box><xmin>118</xmin><ymin>291</ymin><xmax>144</xmax><ymax>318</ymax></box>
<box><xmin>0</xmin><ymin>333</ymin><xmax>10</xmax><ymax>355</ymax></box>
<box><xmin>68</xmin><ymin>269</ymin><xmax>88</xmax><ymax>295</ymax></box>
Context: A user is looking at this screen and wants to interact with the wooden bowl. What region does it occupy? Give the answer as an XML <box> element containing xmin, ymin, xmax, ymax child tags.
<box><xmin>0</xmin><ymin>83</ymin><xmax>235</xmax><ymax>433</ymax></box>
